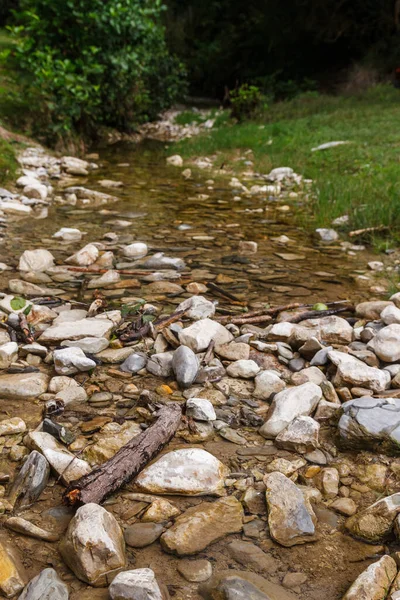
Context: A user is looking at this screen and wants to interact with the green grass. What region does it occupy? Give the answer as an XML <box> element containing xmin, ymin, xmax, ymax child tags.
<box><xmin>174</xmin><ymin>85</ymin><xmax>400</xmax><ymax>235</ymax></box>
<box><xmin>0</xmin><ymin>137</ymin><xmax>18</xmax><ymax>185</ymax></box>
<box><xmin>174</xmin><ymin>108</ymin><xmax>230</xmax><ymax>128</ymax></box>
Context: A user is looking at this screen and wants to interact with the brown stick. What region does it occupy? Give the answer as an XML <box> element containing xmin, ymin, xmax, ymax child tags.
<box><xmin>64</xmin><ymin>266</ymin><xmax>155</xmax><ymax>276</ymax></box>
<box><xmin>63</xmin><ymin>403</ymin><xmax>182</xmax><ymax>506</ymax></box>
<box><xmin>349</xmin><ymin>225</ymin><xmax>388</xmax><ymax>237</ymax></box>
<box><xmin>287</xmin><ymin>306</ymin><xmax>354</xmax><ymax>323</ymax></box>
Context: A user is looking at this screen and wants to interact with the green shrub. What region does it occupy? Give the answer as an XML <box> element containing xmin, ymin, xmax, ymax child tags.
<box><xmin>229</xmin><ymin>84</ymin><xmax>263</xmax><ymax>121</ymax></box>
<box><xmin>5</xmin><ymin>0</ymin><xmax>186</xmax><ymax>142</ymax></box>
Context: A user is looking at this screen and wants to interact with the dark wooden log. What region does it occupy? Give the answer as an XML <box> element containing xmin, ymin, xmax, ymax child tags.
<box><xmin>287</xmin><ymin>306</ymin><xmax>354</xmax><ymax>323</ymax></box>
<box><xmin>63</xmin><ymin>403</ymin><xmax>182</xmax><ymax>507</ymax></box>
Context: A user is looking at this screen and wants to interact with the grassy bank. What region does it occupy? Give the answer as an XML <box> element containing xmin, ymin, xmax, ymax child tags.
<box><xmin>174</xmin><ymin>86</ymin><xmax>400</xmax><ymax>239</ymax></box>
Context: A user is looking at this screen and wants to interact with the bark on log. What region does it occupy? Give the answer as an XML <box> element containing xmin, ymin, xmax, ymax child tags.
<box><xmin>63</xmin><ymin>403</ymin><xmax>182</xmax><ymax>507</ymax></box>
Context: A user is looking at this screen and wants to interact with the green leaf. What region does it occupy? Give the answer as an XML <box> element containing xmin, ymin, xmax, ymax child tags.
<box><xmin>23</xmin><ymin>304</ymin><xmax>32</xmax><ymax>316</ymax></box>
<box><xmin>10</xmin><ymin>297</ymin><xmax>26</xmax><ymax>310</ymax></box>
<box><xmin>142</xmin><ymin>314</ymin><xmax>155</xmax><ymax>323</ymax></box>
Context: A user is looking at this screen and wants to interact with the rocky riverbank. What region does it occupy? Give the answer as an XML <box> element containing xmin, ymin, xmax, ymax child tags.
<box><xmin>0</xmin><ymin>144</ymin><xmax>399</xmax><ymax>599</ymax></box>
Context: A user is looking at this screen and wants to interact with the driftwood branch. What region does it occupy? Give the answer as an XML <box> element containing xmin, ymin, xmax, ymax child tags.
<box><xmin>63</xmin><ymin>403</ymin><xmax>182</xmax><ymax>507</ymax></box>
<box><xmin>287</xmin><ymin>306</ymin><xmax>354</xmax><ymax>323</ymax></box>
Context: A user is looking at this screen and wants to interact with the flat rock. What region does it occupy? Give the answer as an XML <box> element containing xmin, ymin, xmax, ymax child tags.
<box><xmin>18</xmin><ymin>568</ymin><xmax>68</xmax><ymax>600</ymax></box>
<box><xmin>177</xmin><ymin>296</ymin><xmax>215</xmax><ymax>320</ymax></box>
<box><xmin>53</xmin><ymin>347</ymin><xmax>96</xmax><ymax>375</ymax></box>
<box><xmin>227</xmin><ymin>541</ymin><xmax>279</xmax><ymax>573</ymax></box>
<box><xmin>61</xmin><ymin>337</ymin><xmax>109</xmax><ymax>354</ymax></box>
<box><xmin>135</xmin><ymin>448</ymin><xmax>228</xmax><ymax>496</ymax></box>
<box><xmin>226</xmin><ymin>360</ymin><xmax>260</xmax><ymax>379</ymax></box>
<box><xmin>39</xmin><ymin>318</ymin><xmax>114</xmax><ymax>342</ymax></box>
<box><xmin>260</xmin><ymin>383</ymin><xmax>322</xmax><ymax>439</ymax></box>
<box><xmin>0</xmin><ymin>537</ymin><xmax>26</xmax><ymax>598</ymax></box>
<box><xmin>356</xmin><ymin>301</ymin><xmax>393</xmax><ymax>319</ymax></box>
<box><xmin>0</xmin><ymin>372</ymin><xmax>49</xmax><ymax>399</ymax></box>
<box><xmin>265</xmin><ymin>472</ymin><xmax>317</xmax><ymax>547</ymax></box>
<box><xmin>160</xmin><ymin>496</ymin><xmax>243</xmax><ymax>555</ymax></box>
<box><xmin>60</xmin><ymin>503</ymin><xmax>126</xmax><ymax>587</ymax></box>
<box><xmin>8</xmin><ymin>451</ymin><xmax>50</xmax><ymax>508</ymax></box>
<box><xmin>342</xmin><ymin>555</ymin><xmax>397</xmax><ymax>600</ymax></box>
<box><xmin>19</xmin><ymin>249</ymin><xmax>54</xmax><ymax>272</ymax></box>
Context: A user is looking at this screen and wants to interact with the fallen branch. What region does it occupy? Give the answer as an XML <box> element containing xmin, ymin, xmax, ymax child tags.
<box><xmin>287</xmin><ymin>306</ymin><xmax>354</xmax><ymax>323</ymax></box>
<box><xmin>349</xmin><ymin>225</ymin><xmax>388</xmax><ymax>237</ymax></box>
<box><xmin>215</xmin><ymin>300</ymin><xmax>351</xmax><ymax>324</ymax></box>
<box><xmin>63</xmin><ymin>403</ymin><xmax>182</xmax><ymax>506</ymax></box>
<box><xmin>64</xmin><ymin>266</ymin><xmax>155</xmax><ymax>276</ymax></box>
<box><xmin>207</xmin><ymin>282</ymin><xmax>244</xmax><ymax>304</ymax></box>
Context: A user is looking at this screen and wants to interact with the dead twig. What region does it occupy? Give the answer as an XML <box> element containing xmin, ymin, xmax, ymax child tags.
<box><xmin>287</xmin><ymin>306</ymin><xmax>354</xmax><ymax>323</ymax></box>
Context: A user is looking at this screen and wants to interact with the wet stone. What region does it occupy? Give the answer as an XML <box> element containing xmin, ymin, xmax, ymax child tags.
<box><xmin>8</xmin><ymin>450</ymin><xmax>50</xmax><ymax>508</ymax></box>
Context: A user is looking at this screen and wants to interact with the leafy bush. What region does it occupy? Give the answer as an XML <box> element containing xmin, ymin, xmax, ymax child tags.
<box><xmin>229</xmin><ymin>84</ymin><xmax>263</xmax><ymax>120</ymax></box>
<box><xmin>5</xmin><ymin>0</ymin><xmax>186</xmax><ymax>142</ymax></box>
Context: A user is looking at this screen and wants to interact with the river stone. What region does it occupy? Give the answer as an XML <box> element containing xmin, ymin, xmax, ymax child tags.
<box><xmin>39</xmin><ymin>318</ymin><xmax>114</xmax><ymax>342</ymax></box>
<box><xmin>186</xmin><ymin>398</ymin><xmax>216</xmax><ymax>421</ymax></box>
<box><xmin>135</xmin><ymin>448</ymin><xmax>228</xmax><ymax>496</ymax></box>
<box><xmin>120</xmin><ymin>352</ymin><xmax>147</xmax><ymax>374</ymax></box>
<box><xmin>215</xmin><ymin>342</ymin><xmax>250</xmax><ymax>361</ymax></box>
<box><xmin>328</xmin><ymin>350</ymin><xmax>389</xmax><ymax>392</ymax></box>
<box><xmin>53</xmin><ymin>347</ymin><xmax>96</xmax><ymax>375</ymax></box>
<box><xmin>0</xmin><ymin>538</ymin><xmax>26</xmax><ymax>598</ymax></box>
<box><xmin>275</xmin><ymin>416</ymin><xmax>319</xmax><ymax>454</ymax></box>
<box><xmin>179</xmin><ymin>318</ymin><xmax>233</xmax><ymax>352</ymax></box>
<box><xmin>87</xmin><ymin>270</ymin><xmax>120</xmax><ymax>289</ymax></box>
<box><xmin>124</xmin><ymin>523</ymin><xmax>163</xmax><ymax>548</ymax></box>
<box><xmin>178</xmin><ymin>559</ymin><xmax>212</xmax><ymax>583</ymax></box>
<box><xmin>95</xmin><ymin>347</ymin><xmax>134</xmax><ymax>364</ymax></box>
<box><xmin>264</xmin><ymin>472</ymin><xmax>317</xmax><ymax>547</ymax></box>
<box><xmin>8</xmin><ymin>451</ymin><xmax>50</xmax><ymax>507</ymax></box>
<box><xmin>0</xmin><ymin>417</ymin><xmax>26</xmax><ymax>436</ymax></box>
<box><xmin>123</xmin><ymin>242</ymin><xmax>148</xmax><ymax>259</ymax></box>
<box><xmin>227</xmin><ymin>541</ymin><xmax>279</xmax><ymax>573</ymax></box>
<box><xmin>345</xmin><ymin>492</ymin><xmax>400</xmax><ymax>542</ymax></box>
<box><xmin>177</xmin><ymin>296</ymin><xmax>215</xmax><ymax>320</ymax></box>
<box><xmin>172</xmin><ymin>346</ymin><xmax>199</xmax><ymax>388</ymax></box>
<box><xmin>338</xmin><ymin>396</ymin><xmax>400</xmax><ymax>452</ymax></box>
<box><xmin>27</xmin><ymin>431</ymin><xmax>91</xmax><ymax>484</ymax></box>
<box><xmin>49</xmin><ymin>376</ymin><xmax>88</xmax><ymax>405</ymax></box>
<box><xmin>259</xmin><ymin>382</ymin><xmax>322</xmax><ymax>439</ymax></box>
<box><xmin>368</xmin><ymin>324</ymin><xmax>400</xmax><ymax>363</ymax></box>
<box><xmin>64</xmin><ymin>186</ymin><xmax>117</xmax><ymax>207</ymax></box>
<box><xmin>253</xmin><ymin>370</ymin><xmax>286</xmax><ymax>400</ymax></box>
<box><xmin>53</xmin><ymin>227</ymin><xmax>83</xmax><ymax>242</ymax></box>
<box><xmin>141</xmin><ymin>252</ymin><xmax>186</xmax><ymax>271</ymax></box>
<box><xmin>381</xmin><ymin>305</ymin><xmax>400</xmax><ymax>325</ymax></box>
<box><xmin>199</xmin><ymin>571</ymin><xmax>297</xmax><ymax>600</ymax></box>
<box><xmin>109</xmin><ymin>568</ymin><xmax>162</xmax><ymax>600</ymax></box>
<box><xmin>356</xmin><ymin>301</ymin><xmax>394</xmax><ymax>319</ymax></box>
<box><xmin>84</xmin><ymin>421</ymin><xmax>141</xmax><ymax>465</ymax></box>
<box><xmin>226</xmin><ymin>360</ymin><xmax>260</xmax><ymax>379</ymax></box>
<box><xmin>65</xmin><ymin>243</ymin><xmax>99</xmax><ymax>266</ymax></box>
<box><xmin>0</xmin><ymin>372</ymin><xmax>49</xmax><ymax>399</ymax></box>
<box><xmin>330</xmin><ymin>498</ymin><xmax>357</xmax><ymax>516</ymax></box>
<box><xmin>315</xmin><ymin>228</ymin><xmax>338</xmax><ymax>242</ymax></box>
<box><xmin>60</xmin><ymin>504</ymin><xmax>125</xmax><ymax>587</ymax></box>
<box><xmin>161</xmin><ymin>496</ymin><xmax>243</xmax><ymax>555</ymax></box>
<box><xmin>146</xmin><ymin>352</ymin><xmax>174</xmax><ymax>377</ymax></box>
<box><xmin>18</xmin><ymin>568</ymin><xmax>68</xmax><ymax>600</ymax></box>
<box><xmin>0</xmin><ymin>341</ymin><xmax>17</xmax><ymax>369</ymax></box>
<box><xmin>61</xmin><ymin>337</ymin><xmax>109</xmax><ymax>354</ymax></box>
<box><xmin>342</xmin><ymin>555</ymin><xmax>397</xmax><ymax>600</ymax></box>
<box><xmin>315</xmin><ymin>467</ymin><xmax>339</xmax><ymax>498</ymax></box>
<box><xmin>141</xmin><ymin>498</ymin><xmax>180</xmax><ymax>523</ymax></box>
<box><xmin>19</xmin><ymin>249</ymin><xmax>54</xmax><ymax>272</ymax></box>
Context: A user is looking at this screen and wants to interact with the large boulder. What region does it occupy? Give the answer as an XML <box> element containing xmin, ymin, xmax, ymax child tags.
<box><xmin>259</xmin><ymin>383</ymin><xmax>322</xmax><ymax>439</ymax></box>
<box><xmin>161</xmin><ymin>497</ymin><xmax>243</xmax><ymax>555</ymax></box>
<box><xmin>338</xmin><ymin>396</ymin><xmax>400</xmax><ymax>453</ymax></box>
<box><xmin>135</xmin><ymin>448</ymin><xmax>228</xmax><ymax>496</ymax></box>
<box><xmin>60</xmin><ymin>503</ymin><xmax>126</xmax><ymax>586</ymax></box>
<box><xmin>0</xmin><ymin>372</ymin><xmax>49</xmax><ymax>400</ymax></box>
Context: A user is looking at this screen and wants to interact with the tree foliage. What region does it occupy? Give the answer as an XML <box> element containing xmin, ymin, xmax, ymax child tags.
<box><xmin>6</xmin><ymin>0</ymin><xmax>185</xmax><ymax>141</ymax></box>
<box><xmin>166</xmin><ymin>0</ymin><xmax>400</xmax><ymax>96</ymax></box>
